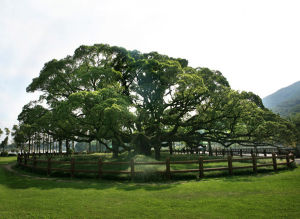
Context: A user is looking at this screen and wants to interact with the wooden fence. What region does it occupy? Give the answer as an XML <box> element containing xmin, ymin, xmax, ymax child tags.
<box><xmin>19</xmin><ymin>147</ymin><xmax>293</xmax><ymax>158</ymax></box>
<box><xmin>164</xmin><ymin>147</ymin><xmax>294</xmax><ymax>156</ymax></box>
<box><xmin>17</xmin><ymin>153</ymin><xmax>295</xmax><ymax>180</ymax></box>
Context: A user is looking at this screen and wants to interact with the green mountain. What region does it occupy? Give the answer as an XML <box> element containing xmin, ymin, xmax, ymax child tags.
<box><xmin>263</xmin><ymin>81</ymin><xmax>300</xmax><ymax>117</ymax></box>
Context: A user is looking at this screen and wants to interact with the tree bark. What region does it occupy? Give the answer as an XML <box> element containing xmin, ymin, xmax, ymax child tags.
<box><xmin>43</xmin><ymin>135</ymin><xmax>45</xmax><ymax>153</ymax></box>
<box><xmin>154</xmin><ymin>146</ymin><xmax>161</xmax><ymax>160</ymax></box>
<box><xmin>88</xmin><ymin>142</ymin><xmax>91</xmax><ymax>153</ymax></box>
<box><xmin>66</xmin><ymin>139</ymin><xmax>70</xmax><ymax>154</ymax></box>
<box><xmin>133</xmin><ymin>134</ymin><xmax>151</xmax><ymax>156</ymax></box>
<box><xmin>168</xmin><ymin>141</ymin><xmax>173</xmax><ymax>155</ymax></box>
<box><xmin>28</xmin><ymin>138</ymin><xmax>31</xmax><ymax>153</ymax></box>
<box><xmin>96</xmin><ymin>140</ymin><xmax>100</xmax><ymax>152</ymax></box>
<box><xmin>112</xmin><ymin>139</ymin><xmax>118</xmax><ymax>158</ymax></box>
<box><xmin>208</xmin><ymin>141</ymin><xmax>212</xmax><ymax>156</ymax></box>
<box><xmin>59</xmin><ymin>140</ymin><xmax>62</xmax><ymax>154</ymax></box>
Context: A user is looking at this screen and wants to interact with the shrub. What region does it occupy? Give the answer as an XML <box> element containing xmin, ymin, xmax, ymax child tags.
<box><xmin>0</xmin><ymin>151</ymin><xmax>8</xmax><ymax>157</ymax></box>
<box><xmin>8</xmin><ymin>153</ymin><xmax>17</xmax><ymax>157</ymax></box>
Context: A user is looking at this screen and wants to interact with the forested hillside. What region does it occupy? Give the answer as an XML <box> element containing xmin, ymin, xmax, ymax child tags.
<box><xmin>263</xmin><ymin>81</ymin><xmax>300</xmax><ymax>117</ymax></box>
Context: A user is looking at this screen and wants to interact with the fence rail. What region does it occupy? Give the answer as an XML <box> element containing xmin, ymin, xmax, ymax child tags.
<box><xmin>18</xmin><ymin>147</ymin><xmax>295</xmax><ymax>158</ymax></box>
<box><xmin>17</xmin><ymin>153</ymin><xmax>295</xmax><ymax>180</ymax></box>
<box><xmin>17</xmin><ymin>145</ymin><xmax>296</xmax><ymax>159</ymax></box>
<box><xmin>164</xmin><ymin>147</ymin><xmax>295</xmax><ymax>156</ymax></box>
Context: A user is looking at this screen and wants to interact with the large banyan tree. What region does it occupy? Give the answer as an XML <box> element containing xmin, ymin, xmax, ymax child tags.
<box><xmin>16</xmin><ymin>44</ymin><xmax>297</xmax><ymax>159</ymax></box>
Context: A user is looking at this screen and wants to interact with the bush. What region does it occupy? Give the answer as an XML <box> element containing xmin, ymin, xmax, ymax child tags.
<box><xmin>295</xmin><ymin>146</ymin><xmax>300</xmax><ymax>158</ymax></box>
<box><xmin>8</xmin><ymin>153</ymin><xmax>17</xmax><ymax>157</ymax></box>
<box><xmin>0</xmin><ymin>151</ymin><xmax>8</xmax><ymax>157</ymax></box>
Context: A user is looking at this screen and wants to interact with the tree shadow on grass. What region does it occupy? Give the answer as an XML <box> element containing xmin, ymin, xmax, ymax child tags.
<box><xmin>219</xmin><ymin>166</ymin><xmax>296</xmax><ymax>182</ymax></box>
<box><xmin>1</xmin><ymin>162</ymin><xmax>296</xmax><ymax>192</ymax></box>
<box><xmin>0</xmin><ymin>163</ymin><xmax>177</xmax><ymax>192</ymax></box>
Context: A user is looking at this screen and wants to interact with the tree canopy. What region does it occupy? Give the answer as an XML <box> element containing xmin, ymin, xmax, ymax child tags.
<box><xmin>16</xmin><ymin>44</ymin><xmax>297</xmax><ymax>158</ymax></box>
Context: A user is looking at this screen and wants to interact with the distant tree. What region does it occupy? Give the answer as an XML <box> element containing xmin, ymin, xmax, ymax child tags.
<box><xmin>12</xmin><ymin>125</ymin><xmax>25</xmax><ymax>153</ymax></box>
<box><xmin>75</xmin><ymin>142</ymin><xmax>89</xmax><ymax>152</ymax></box>
<box><xmin>5</xmin><ymin>128</ymin><xmax>10</xmax><ymax>138</ymax></box>
<box><xmin>289</xmin><ymin>113</ymin><xmax>300</xmax><ymax>156</ymax></box>
<box><xmin>0</xmin><ymin>137</ymin><xmax>8</xmax><ymax>153</ymax></box>
<box><xmin>0</xmin><ymin>128</ymin><xmax>10</xmax><ymax>152</ymax></box>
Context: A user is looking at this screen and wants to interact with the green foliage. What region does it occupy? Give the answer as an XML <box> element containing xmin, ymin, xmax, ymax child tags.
<box><xmin>0</xmin><ymin>151</ymin><xmax>8</xmax><ymax>157</ymax></box>
<box><xmin>0</xmin><ymin>136</ymin><xmax>8</xmax><ymax>152</ymax></box>
<box><xmin>17</xmin><ymin>44</ymin><xmax>297</xmax><ymax>158</ymax></box>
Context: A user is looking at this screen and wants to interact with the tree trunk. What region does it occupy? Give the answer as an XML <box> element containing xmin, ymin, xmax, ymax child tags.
<box><xmin>33</xmin><ymin>135</ymin><xmax>35</xmax><ymax>153</ymax></box>
<box><xmin>47</xmin><ymin>135</ymin><xmax>49</xmax><ymax>152</ymax></box>
<box><xmin>66</xmin><ymin>139</ymin><xmax>70</xmax><ymax>154</ymax></box>
<box><xmin>96</xmin><ymin>141</ymin><xmax>100</xmax><ymax>152</ymax></box>
<box><xmin>59</xmin><ymin>140</ymin><xmax>62</xmax><ymax>154</ymax></box>
<box><xmin>168</xmin><ymin>141</ymin><xmax>173</xmax><ymax>155</ymax></box>
<box><xmin>154</xmin><ymin>146</ymin><xmax>161</xmax><ymax>160</ymax></box>
<box><xmin>112</xmin><ymin>139</ymin><xmax>118</xmax><ymax>158</ymax></box>
<box><xmin>208</xmin><ymin>141</ymin><xmax>212</xmax><ymax>156</ymax></box>
<box><xmin>43</xmin><ymin>136</ymin><xmax>45</xmax><ymax>153</ymax></box>
<box><xmin>49</xmin><ymin>136</ymin><xmax>52</xmax><ymax>153</ymax></box>
<box><xmin>28</xmin><ymin>138</ymin><xmax>31</xmax><ymax>153</ymax></box>
<box><xmin>88</xmin><ymin>142</ymin><xmax>91</xmax><ymax>153</ymax></box>
<box><xmin>133</xmin><ymin>134</ymin><xmax>151</xmax><ymax>156</ymax></box>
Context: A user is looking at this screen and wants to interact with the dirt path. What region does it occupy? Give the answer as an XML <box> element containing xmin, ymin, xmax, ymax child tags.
<box><xmin>1</xmin><ymin>163</ymin><xmax>72</xmax><ymax>182</ymax></box>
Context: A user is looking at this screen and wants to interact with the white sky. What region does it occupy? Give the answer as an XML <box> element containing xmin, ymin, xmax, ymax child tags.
<box><xmin>0</xmin><ymin>0</ymin><xmax>300</xmax><ymax>136</ymax></box>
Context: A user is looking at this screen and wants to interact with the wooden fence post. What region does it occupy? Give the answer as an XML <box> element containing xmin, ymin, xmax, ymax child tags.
<box><xmin>71</xmin><ymin>158</ymin><xmax>75</xmax><ymax>178</ymax></box>
<box><xmin>47</xmin><ymin>157</ymin><xmax>51</xmax><ymax>176</ymax></box>
<box><xmin>198</xmin><ymin>156</ymin><xmax>204</xmax><ymax>178</ymax></box>
<box><xmin>166</xmin><ymin>157</ymin><xmax>171</xmax><ymax>180</ymax></box>
<box><xmin>286</xmin><ymin>154</ymin><xmax>291</xmax><ymax>168</ymax></box>
<box><xmin>24</xmin><ymin>155</ymin><xmax>27</xmax><ymax>166</ymax></box>
<box><xmin>252</xmin><ymin>154</ymin><xmax>257</xmax><ymax>173</ymax></box>
<box><xmin>240</xmin><ymin>149</ymin><xmax>243</xmax><ymax>157</ymax></box>
<box><xmin>33</xmin><ymin>156</ymin><xmax>37</xmax><ymax>171</ymax></box>
<box><xmin>215</xmin><ymin>148</ymin><xmax>218</xmax><ymax>157</ymax></box>
<box><xmin>272</xmin><ymin>152</ymin><xmax>277</xmax><ymax>171</ymax></box>
<box><xmin>130</xmin><ymin>159</ymin><xmax>135</xmax><ymax>180</ymax></box>
<box><xmin>230</xmin><ymin>149</ymin><xmax>233</xmax><ymax>156</ymax></box>
<box><xmin>228</xmin><ymin>155</ymin><xmax>233</xmax><ymax>175</ymax></box>
<box><xmin>98</xmin><ymin>157</ymin><xmax>102</xmax><ymax>179</ymax></box>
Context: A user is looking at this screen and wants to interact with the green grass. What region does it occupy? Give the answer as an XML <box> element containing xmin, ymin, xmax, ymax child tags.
<box><xmin>1</xmin><ymin>156</ymin><xmax>300</xmax><ymax>218</ymax></box>
<box><xmin>0</xmin><ymin>156</ymin><xmax>17</xmax><ymax>165</ymax></box>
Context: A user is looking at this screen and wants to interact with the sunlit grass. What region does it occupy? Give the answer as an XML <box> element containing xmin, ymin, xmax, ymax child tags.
<box><xmin>0</xmin><ymin>156</ymin><xmax>299</xmax><ymax>218</ymax></box>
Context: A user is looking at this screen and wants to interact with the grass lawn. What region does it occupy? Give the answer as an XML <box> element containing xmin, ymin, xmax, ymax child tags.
<box><xmin>1</xmin><ymin>156</ymin><xmax>300</xmax><ymax>218</ymax></box>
